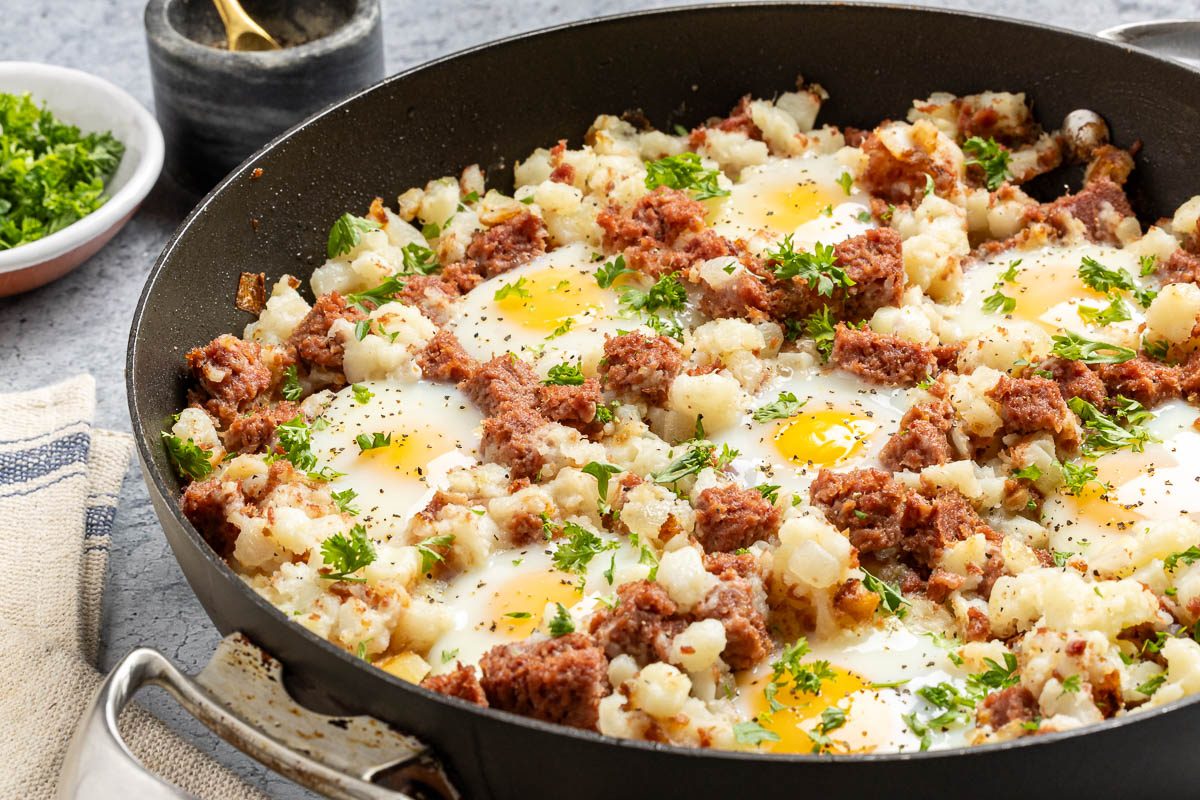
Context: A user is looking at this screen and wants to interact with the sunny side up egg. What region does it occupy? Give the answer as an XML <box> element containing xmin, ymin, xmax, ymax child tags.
<box><xmin>1043</xmin><ymin>400</ymin><xmax>1200</xmax><ymax>557</ymax></box>
<box><xmin>310</xmin><ymin>381</ymin><xmax>482</xmax><ymax>538</ymax></box>
<box><xmin>734</xmin><ymin>623</ymin><xmax>971</xmax><ymax>754</ymax></box>
<box><xmin>710</xmin><ymin>153</ymin><xmax>874</xmax><ymax>251</ymax></box>
<box><xmin>957</xmin><ymin>244</ymin><xmax>1151</xmax><ymax>347</ymax></box>
<box><xmin>720</xmin><ymin>370</ymin><xmax>909</xmax><ymax>499</ymax></box>
<box><xmin>447</xmin><ymin>242</ymin><xmax>632</xmax><ymax>374</ymax></box>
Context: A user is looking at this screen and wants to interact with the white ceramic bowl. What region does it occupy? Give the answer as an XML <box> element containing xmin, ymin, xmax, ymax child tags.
<box><xmin>0</xmin><ymin>62</ymin><xmax>164</xmax><ymax>296</ymax></box>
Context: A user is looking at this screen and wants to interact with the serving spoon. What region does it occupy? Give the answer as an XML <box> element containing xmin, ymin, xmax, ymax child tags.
<box><xmin>211</xmin><ymin>0</ymin><xmax>281</xmax><ymax>51</ymax></box>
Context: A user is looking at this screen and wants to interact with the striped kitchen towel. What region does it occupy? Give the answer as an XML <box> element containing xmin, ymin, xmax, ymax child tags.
<box><xmin>0</xmin><ymin>375</ymin><xmax>262</xmax><ymax>800</ymax></box>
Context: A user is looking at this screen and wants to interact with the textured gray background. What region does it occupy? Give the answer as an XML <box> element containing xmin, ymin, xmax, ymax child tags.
<box><xmin>0</xmin><ymin>0</ymin><xmax>1189</xmax><ymax>796</ymax></box>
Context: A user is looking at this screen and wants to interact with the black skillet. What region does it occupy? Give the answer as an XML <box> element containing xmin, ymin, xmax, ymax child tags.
<box><xmin>102</xmin><ymin>5</ymin><xmax>1200</xmax><ymax>799</ymax></box>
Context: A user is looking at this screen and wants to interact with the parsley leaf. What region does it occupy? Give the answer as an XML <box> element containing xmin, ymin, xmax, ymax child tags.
<box><xmin>752</xmin><ymin>390</ymin><xmax>808</xmax><ymax>422</ymax></box>
<box><xmin>327</xmin><ymin>213</ymin><xmax>380</xmax><ymax>258</ymax></box>
<box><xmin>1078</xmin><ymin>255</ymin><xmax>1136</xmax><ymax>295</ymax></box>
<box><xmin>1136</xmin><ymin>673</ymin><xmax>1166</xmax><ymax>697</ymax></box>
<box><xmin>766</xmin><ymin>236</ymin><xmax>852</xmax><ymax>296</ymax></box>
<box><xmin>552</xmin><ymin>522</ymin><xmax>616</xmax><ymax>574</ymax></box>
<box><xmin>1139</xmin><ymin>254</ymin><xmax>1158</xmax><ymax>277</ymax></box>
<box><xmin>837</xmin><ymin>172</ymin><xmax>854</xmax><ymax>195</ymax></box>
<box><xmin>399</xmin><ymin>242</ymin><xmax>440</xmax><ymax>275</ymax></box>
<box><xmin>595</xmin><ymin>254</ymin><xmax>635</xmax><ymax>288</ymax></box>
<box><xmin>1077</xmin><ymin>296</ymin><xmax>1131</xmax><ymax>326</ymax></box>
<box><xmin>1050</xmin><ymin>332</ymin><xmax>1136</xmax><ymax>365</ymax></box>
<box><xmin>808</xmin><ymin>707</ymin><xmax>847</xmax><ymax>753</ymax></box>
<box><xmin>355</xmin><ymin>432</ymin><xmax>392</xmax><ymax>452</ymax></box>
<box><xmin>769</xmin><ymin>638</ymin><xmax>837</xmax><ymax>697</ymax></box>
<box><xmin>982</xmin><ymin>289</ymin><xmax>1017</xmax><ymax>315</ymax></box>
<box><xmin>319</xmin><ymin>524</ymin><xmax>376</xmax><ymax>581</ymax></box>
<box><xmin>653</xmin><ymin>441</ymin><xmax>717</xmax><ymax>484</ymax></box>
<box><xmin>962</xmin><ymin>136</ymin><xmax>1012</xmax><ymax>190</ymax></box>
<box><xmin>754</xmin><ymin>483</ymin><xmax>781</xmax><ymax>504</ymax></box>
<box><xmin>861</xmin><ymin>568</ymin><xmax>908</xmax><ymax>617</ymax></box>
<box><xmin>581</xmin><ymin>461</ymin><xmax>621</xmax><ymax>515</ymax></box>
<box><xmin>733</xmin><ymin>721</ymin><xmax>780</xmax><ymax>746</ymax></box>
<box><xmin>416</xmin><ymin>533</ymin><xmax>455</xmax><ymax>573</ymax></box>
<box><xmin>281</xmin><ymin>365</ymin><xmax>303</xmax><ymax>401</ymax></box>
<box><xmin>162</xmin><ymin>433</ymin><xmax>213</xmax><ymax>481</ymax></box>
<box><xmin>346</xmin><ymin>276</ymin><xmax>406</xmax><ymax>310</ymax></box>
<box><xmin>1011</xmin><ymin>464</ymin><xmax>1042</xmax><ymax>482</ymax></box>
<box><xmin>1060</xmin><ymin>674</ymin><xmax>1082</xmax><ymax>694</ymax></box>
<box><xmin>1061</xmin><ymin>460</ymin><xmax>1105</xmax><ymax>495</ymax></box>
<box><xmin>1164</xmin><ymin>546</ymin><xmax>1200</xmax><ymax>572</ymax></box>
<box><xmin>352</xmin><ymin>384</ymin><xmax>373</xmax><ymax>405</ymax></box>
<box><xmin>1068</xmin><ymin>396</ymin><xmax>1155</xmax><ymax>455</ymax></box>
<box><xmin>494</xmin><ymin>277</ymin><xmax>531</xmax><ymax>301</ymax></box>
<box><xmin>805</xmin><ymin>307</ymin><xmax>837</xmax><ymax>362</ymax></box>
<box><xmin>331</xmin><ymin>488</ymin><xmax>359</xmax><ymax>515</ymax></box>
<box><xmin>547</xmin><ymin>603</ymin><xmax>575</xmax><ymax>637</ymax></box>
<box><xmin>620</xmin><ymin>273</ymin><xmax>687</xmax><ymax>315</ymax></box>
<box><xmin>644</xmin><ymin>152</ymin><xmax>729</xmax><ymax>201</ymax></box>
<box><xmin>276</xmin><ymin>416</ymin><xmax>317</xmax><ymax>472</ymax></box>
<box><xmin>441</xmin><ymin>648</ymin><xmax>459</xmax><ymax>664</ymax></box>
<box><xmin>543</xmin><ymin>361</ymin><xmax>586</xmax><ymax>386</ymax></box>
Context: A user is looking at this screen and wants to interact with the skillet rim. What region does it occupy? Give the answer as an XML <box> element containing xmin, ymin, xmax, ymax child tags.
<box><xmin>127</xmin><ymin>0</ymin><xmax>1200</xmax><ymax>765</ymax></box>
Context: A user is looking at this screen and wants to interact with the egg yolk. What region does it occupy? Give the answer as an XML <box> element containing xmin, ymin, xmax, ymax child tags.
<box><xmin>484</xmin><ymin>569</ymin><xmax>583</xmax><ymax>640</ymax></box>
<box><xmin>1069</xmin><ymin>449</ymin><xmax>1170</xmax><ymax>532</ymax></box>
<box><xmin>996</xmin><ymin>259</ymin><xmax>1108</xmax><ymax>329</ymax></box>
<box><xmin>740</xmin><ymin>667</ymin><xmax>868</xmax><ymax>754</ymax></box>
<box><xmin>719</xmin><ymin>181</ymin><xmax>842</xmax><ymax>235</ymax></box>
<box><xmin>773</xmin><ymin>410</ymin><xmax>877</xmax><ymax>468</ymax></box>
<box><xmin>493</xmin><ymin>266</ymin><xmax>606</xmax><ymax>333</ymax></box>
<box><xmin>358</xmin><ymin>426</ymin><xmax>460</xmax><ymax>480</ymax></box>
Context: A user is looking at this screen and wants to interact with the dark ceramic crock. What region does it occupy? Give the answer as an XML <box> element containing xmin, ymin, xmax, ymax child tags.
<box><xmin>144</xmin><ymin>0</ymin><xmax>384</xmax><ymax>193</ymax></box>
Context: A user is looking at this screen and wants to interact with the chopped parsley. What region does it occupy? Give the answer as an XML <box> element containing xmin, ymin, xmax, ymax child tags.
<box><xmin>962</xmin><ymin>136</ymin><xmax>1012</xmax><ymax>190</ymax></box>
<box><xmin>620</xmin><ymin>272</ymin><xmax>687</xmax><ymax>315</ymax></box>
<box><xmin>1050</xmin><ymin>332</ymin><xmax>1136</xmax><ymax>365</ymax></box>
<box><xmin>643</xmin><ymin>152</ymin><xmax>729</xmax><ymax>201</ymax></box>
<box><xmin>1164</xmin><ymin>546</ymin><xmax>1200</xmax><ymax>572</ymax></box>
<box><xmin>1011</xmin><ymin>464</ymin><xmax>1042</xmax><ymax>482</ymax></box>
<box><xmin>1139</xmin><ymin>254</ymin><xmax>1158</xmax><ymax>277</ymax></box>
<box><xmin>275</xmin><ymin>416</ymin><xmax>318</xmax><ymax>472</ymax></box>
<box><xmin>754</xmin><ymin>484</ymin><xmax>781</xmax><ymax>504</ymax></box>
<box><xmin>1077</xmin><ymin>295</ymin><xmax>1131</xmax><ymax>327</ymax></box>
<box><xmin>547</xmin><ymin>603</ymin><xmax>575</xmax><ymax>637</ymax></box>
<box><xmin>808</xmin><ymin>707</ymin><xmax>847</xmax><ymax>754</ymax></box>
<box><xmin>494</xmin><ymin>277</ymin><xmax>531</xmax><ymax>300</ymax></box>
<box><xmin>319</xmin><ymin>524</ymin><xmax>376</xmax><ymax>581</ymax></box>
<box><xmin>837</xmin><ymin>172</ymin><xmax>854</xmax><ymax>195</ymax></box>
<box><xmin>1052</xmin><ymin>550</ymin><xmax>1074</xmax><ymax>567</ymax></box>
<box><xmin>1143</xmin><ymin>337</ymin><xmax>1170</xmax><ymax>361</ymax></box>
<box><xmin>331</xmin><ymin>488</ymin><xmax>359</xmax><ymax>515</ymax></box>
<box><xmin>503</xmin><ymin>611</ymin><xmax>532</xmax><ymax>619</ymax></box>
<box><xmin>416</xmin><ymin>533</ymin><xmax>455</xmax><ymax>573</ymax></box>
<box><xmin>769</xmin><ymin>638</ymin><xmax>837</xmax><ymax>698</ymax></box>
<box><xmin>1068</xmin><ymin>396</ymin><xmax>1155</xmax><ymax>455</ymax></box>
<box><xmin>1060</xmin><ymin>674</ymin><xmax>1082</xmax><ymax>694</ymax></box>
<box><xmin>1136</xmin><ymin>673</ymin><xmax>1166</xmax><ymax>697</ymax></box>
<box><xmin>751</xmin><ymin>390</ymin><xmax>807</xmax><ymax>422</ymax></box>
<box><xmin>552</xmin><ymin>522</ymin><xmax>616</xmax><ymax>574</ymax></box>
<box><xmin>0</xmin><ymin>92</ymin><xmax>125</xmax><ymax>250</ymax></box>
<box><xmin>355</xmin><ymin>432</ymin><xmax>392</xmax><ymax>452</ymax></box>
<box><xmin>327</xmin><ymin>213</ymin><xmax>380</xmax><ymax>258</ymax></box>
<box><xmin>346</xmin><ymin>276</ymin><xmax>405</xmax><ymax>310</ymax></box>
<box><xmin>861</xmin><ymin>568</ymin><xmax>908</xmax><ymax>617</ymax></box>
<box><xmin>1061</xmin><ymin>460</ymin><xmax>1105</xmax><ymax>495</ymax></box>
<box><xmin>595</xmin><ymin>254</ymin><xmax>634</xmax><ymax>288</ymax></box>
<box><xmin>982</xmin><ymin>289</ymin><xmax>1017</xmax><ymax>315</ymax></box>
<box><xmin>766</xmin><ymin>236</ymin><xmax>852</xmax><ymax>296</ymax></box>
<box><xmin>1078</xmin><ymin>255</ymin><xmax>1156</xmax><ymax>307</ymax></box>
<box><xmin>652</xmin><ymin>439</ymin><xmax>738</xmax><ymax>484</ymax></box>
<box><xmin>441</xmin><ymin>648</ymin><xmax>459</xmax><ymax>664</ymax></box>
<box><xmin>543</xmin><ymin>361</ymin><xmax>586</xmax><ymax>386</ymax></box>
<box><xmin>162</xmin><ymin>433</ymin><xmax>213</xmax><ymax>481</ymax></box>
<box><xmin>399</xmin><ymin>242</ymin><xmax>440</xmax><ymax>275</ymax></box>
<box><xmin>281</xmin><ymin>365</ymin><xmax>303</xmax><ymax>401</ymax></box>
<box><xmin>581</xmin><ymin>461</ymin><xmax>621</xmax><ymax>515</ymax></box>
<box><xmin>805</xmin><ymin>307</ymin><xmax>838</xmax><ymax>362</ymax></box>
<box><xmin>733</xmin><ymin>720</ymin><xmax>780</xmax><ymax>746</ymax></box>
<box><xmin>352</xmin><ymin>384</ymin><xmax>374</xmax><ymax>405</ymax></box>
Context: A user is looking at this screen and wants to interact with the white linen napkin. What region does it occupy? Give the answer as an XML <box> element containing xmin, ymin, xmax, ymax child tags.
<box><xmin>0</xmin><ymin>375</ymin><xmax>264</xmax><ymax>799</ymax></box>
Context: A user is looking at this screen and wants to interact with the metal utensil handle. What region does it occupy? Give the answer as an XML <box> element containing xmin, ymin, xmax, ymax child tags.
<box><xmin>1097</xmin><ymin>19</ymin><xmax>1200</xmax><ymax>67</ymax></box>
<box><xmin>57</xmin><ymin>643</ymin><xmax>446</xmax><ymax>800</ymax></box>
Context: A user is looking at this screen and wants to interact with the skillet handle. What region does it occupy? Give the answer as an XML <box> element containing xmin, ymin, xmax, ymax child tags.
<box><xmin>57</xmin><ymin>637</ymin><xmax>460</xmax><ymax>800</ymax></box>
<box><xmin>1097</xmin><ymin>20</ymin><xmax>1200</xmax><ymax>68</ymax></box>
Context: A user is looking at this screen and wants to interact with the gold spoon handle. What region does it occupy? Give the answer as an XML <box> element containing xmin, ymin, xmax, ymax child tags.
<box><xmin>210</xmin><ymin>0</ymin><xmax>281</xmax><ymax>51</ymax></box>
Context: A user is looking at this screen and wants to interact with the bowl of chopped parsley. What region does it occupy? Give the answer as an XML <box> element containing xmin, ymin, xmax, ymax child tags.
<box><xmin>0</xmin><ymin>62</ymin><xmax>163</xmax><ymax>296</ymax></box>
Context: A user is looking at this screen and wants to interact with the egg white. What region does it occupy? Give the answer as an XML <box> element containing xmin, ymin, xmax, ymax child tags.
<box><xmin>311</xmin><ymin>381</ymin><xmax>481</xmax><ymax>540</ymax></box>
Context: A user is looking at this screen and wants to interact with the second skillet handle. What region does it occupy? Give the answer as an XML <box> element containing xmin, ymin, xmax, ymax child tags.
<box><xmin>56</xmin><ymin>635</ymin><xmax>460</xmax><ymax>800</ymax></box>
<box><xmin>1097</xmin><ymin>19</ymin><xmax>1200</xmax><ymax>67</ymax></box>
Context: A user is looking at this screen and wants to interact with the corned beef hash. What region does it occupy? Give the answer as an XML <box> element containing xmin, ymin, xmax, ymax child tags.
<box><xmin>166</xmin><ymin>81</ymin><xmax>1200</xmax><ymax>754</ymax></box>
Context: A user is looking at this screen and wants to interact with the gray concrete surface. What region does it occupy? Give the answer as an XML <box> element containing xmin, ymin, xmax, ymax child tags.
<box><xmin>0</xmin><ymin>0</ymin><xmax>1190</xmax><ymax>796</ymax></box>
